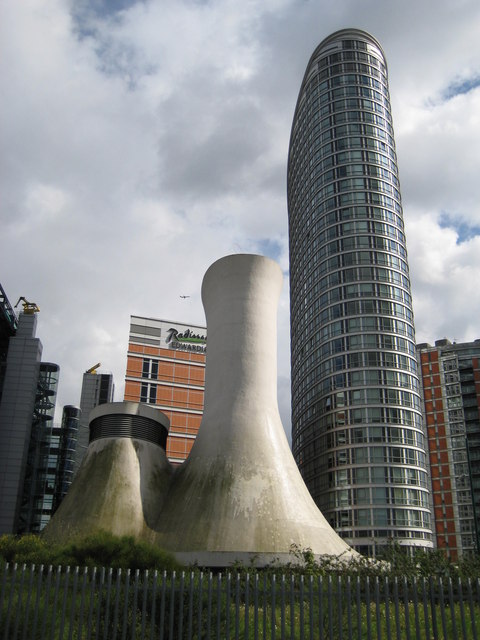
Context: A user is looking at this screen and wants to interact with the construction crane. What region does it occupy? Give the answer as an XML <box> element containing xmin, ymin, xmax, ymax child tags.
<box><xmin>85</xmin><ymin>362</ymin><xmax>101</xmax><ymax>374</ymax></box>
<box><xmin>14</xmin><ymin>297</ymin><xmax>40</xmax><ymax>314</ymax></box>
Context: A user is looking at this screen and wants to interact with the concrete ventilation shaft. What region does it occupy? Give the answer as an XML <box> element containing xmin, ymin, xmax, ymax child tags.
<box><xmin>45</xmin><ymin>255</ymin><xmax>356</xmax><ymax>565</ymax></box>
<box><xmin>153</xmin><ymin>254</ymin><xmax>356</xmax><ymax>565</ymax></box>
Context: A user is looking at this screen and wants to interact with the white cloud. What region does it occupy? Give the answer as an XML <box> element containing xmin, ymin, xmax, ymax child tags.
<box><xmin>2</xmin><ymin>0</ymin><xmax>480</xmax><ymax>441</ymax></box>
<box><xmin>406</xmin><ymin>211</ymin><xmax>480</xmax><ymax>345</ymax></box>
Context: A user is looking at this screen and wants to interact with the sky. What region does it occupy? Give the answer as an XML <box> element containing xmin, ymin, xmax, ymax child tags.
<box><xmin>2</xmin><ymin>0</ymin><xmax>480</xmax><ymax>437</ymax></box>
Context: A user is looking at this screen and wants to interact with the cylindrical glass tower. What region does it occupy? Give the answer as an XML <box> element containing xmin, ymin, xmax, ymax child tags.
<box><xmin>288</xmin><ymin>29</ymin><xmax>433</xmax><ymax>555</ymax></box>
<box><xmin>53</xmin><ymin>404</ymin><xmax>81</xmax><ymax>513</ymax></box>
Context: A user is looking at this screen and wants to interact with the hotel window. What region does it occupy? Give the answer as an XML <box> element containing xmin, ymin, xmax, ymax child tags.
<box><xmin>140</xmin><ymin>383</ymin><xmax>157</xmax><ymax>404</ymax></box>
<box><xmin>142</xmin><ymin>358</ymin><xmax>158</xmax><ymax>380</ymax></box>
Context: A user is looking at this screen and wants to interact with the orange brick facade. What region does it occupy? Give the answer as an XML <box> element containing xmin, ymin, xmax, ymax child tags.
<box><xmin>420</xmin><ymin>348</ymin><xmax>457</xmax><ymax>558</ymax></box>
<box><xmin>124</xmin><ymin>317</ymin><xmax>206</xmax><ymax>464</ymax></box>
<box><xmin>417</xmin><ymin>340</ymin><xmax>480</xmax><ymax>559</ymax></box>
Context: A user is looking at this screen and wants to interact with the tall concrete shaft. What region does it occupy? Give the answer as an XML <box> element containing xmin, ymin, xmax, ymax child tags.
<box><xmin>155</xmin><ymin>254</ymin><xmax>355</xmax><ymax>566</ymax></box>
<box><xmin>288</xmin><ymin>29</ymin><xmax>433</xmax><ymax>554</ymax></box>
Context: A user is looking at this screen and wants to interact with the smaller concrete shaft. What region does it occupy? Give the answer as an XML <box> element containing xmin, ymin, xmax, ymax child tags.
<box><xmin>43</xmin><ymin>402</ymin><xmax>172</xmax><ymax>542</ymax></box>
<box><xmin>155</xmin><ymin>254</ymin><xmax>355</xmax><ymax>565</ymax></box>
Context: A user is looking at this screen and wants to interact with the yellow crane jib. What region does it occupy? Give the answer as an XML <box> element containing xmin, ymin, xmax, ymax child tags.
<box><xmin>86</xmin><ymin>363</ymin><xmax>101</xmax><ymax>374</ymax></box>
<box><xmin>14</xmin><ymin>297</ymin><xmax>40</xmax><ymax>314</ymax></box>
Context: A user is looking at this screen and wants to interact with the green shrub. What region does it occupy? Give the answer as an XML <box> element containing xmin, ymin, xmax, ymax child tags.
<box><xmin>0</xmin><ymin>534</ymin><xmax>52</xmax><ymax>565</ymax></box>
<box><xmin>51</xmin><ymin>531</ymin><xmax>180</xmax><ymax>571</ymax></box>
<box><xmin>2</xmin><ymin>532</ymin><xmax>480</xmax><ymax>580</ymax></box>
<box><xmin>0</xmin><ymin>531</ymin><xmax>179</xmax><ymax>571</ymax></box>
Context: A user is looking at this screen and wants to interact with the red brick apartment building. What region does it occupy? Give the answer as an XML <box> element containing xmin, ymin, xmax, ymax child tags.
<box><xmin>417</xmin><ymin>339</ymin><xmax>480</xmax><ymax>559</ymax></box>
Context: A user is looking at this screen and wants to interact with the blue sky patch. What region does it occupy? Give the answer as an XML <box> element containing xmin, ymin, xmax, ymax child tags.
<box><xmin>256</xmin><ymin>238</ymin><xmax>284</xmax><ymax>261</ymax></box>
<box><xmin>87</xmin><ymin>0</ymin><xmax>141</xmax><ymax>19</ymax></box>
<box><xmin>441</xmin><ymin>75</ymin><xmax>480</xmax><ymax>101</ymax></box>
<box><xmin>439</xmin><ymin>212</ymin><xmax>480</xmax><ymax>244</ymax></box>
<box><xmin>72</xmin><ymin>0</ymin><xmax>143</xmax><ymax>40</ymax></box>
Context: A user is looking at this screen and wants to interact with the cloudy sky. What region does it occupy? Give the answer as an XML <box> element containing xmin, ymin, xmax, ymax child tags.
<box><xmin>2</xmin><ymin>0</ymin><xmax>480</xmax><ymax>436</ymax></box>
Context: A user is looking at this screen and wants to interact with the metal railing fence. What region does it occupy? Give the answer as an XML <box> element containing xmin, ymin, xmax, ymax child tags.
<box><xmin>1</xmin><ymin>562</ymin><xmax>479</xmax><ymax>639</ymax></box>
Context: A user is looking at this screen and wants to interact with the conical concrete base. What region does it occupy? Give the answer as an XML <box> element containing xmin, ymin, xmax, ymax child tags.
<box><xmin>154</xmin><ymin>254</ymin><xmax>355</xmax><ymax>566</ymax></box>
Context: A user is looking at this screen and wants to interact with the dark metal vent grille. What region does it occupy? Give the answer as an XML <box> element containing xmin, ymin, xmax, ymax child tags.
<box><xmin>89</xmin><ymin>414</ymin><xmax>168</xmax><ymax>450</ymax></box>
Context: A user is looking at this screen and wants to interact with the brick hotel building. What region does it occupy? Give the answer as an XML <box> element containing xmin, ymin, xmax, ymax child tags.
<box><xmin>124</xmin><ymin>316</ymin><xmax>206</xmax><ymax>464</ymax></box>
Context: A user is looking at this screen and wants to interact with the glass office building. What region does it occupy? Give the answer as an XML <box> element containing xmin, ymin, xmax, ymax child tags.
<box><xmin>53</xmin><ymin>405</ymin><xmax>81</xmax><ymax>513</ymax></box>
<box><xmin>18</xmin><ymin>362</ymin><xmax>60</xmax><ymax>533</ymax></box>
<box><xmin>288</xmin><ymin>29</ymin><xmax>432</xmax><ymax>554</ymax></box>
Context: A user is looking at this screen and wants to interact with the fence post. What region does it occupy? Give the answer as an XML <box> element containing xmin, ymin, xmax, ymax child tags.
<box><xmin>187</xmin><ymin>571</ymin><xmax>194</xmax><ymax>640</ymax></box>
<box><xmin>411</xmin><ymin>576</ymin><xmax>420</xmax><ymax>640</ymax></box>
<box><xmin>374</xmin><ymin>576</ymin><xmax>381</xmax><ymax>640</ymax></box>
<box><xmin>3</xmin><ymin>562</ymin><xmax>19</xmax><ymax>640</ymax></box>
<box><xmin>206</xmin><ymin>572</ymin><xmax>212</xmax><ymax>640</ymax></box>
<box><xmin>76</xmin><ymin>566</ymin><xmax>89</xmax><ymax>640</ymax></box>
<box><xmin>48</xmin><ymin>565</ymin><xmax>63</xmax><ymax>640</ymax></box>
<box><xmin>457</xmin><ymin>576</ymin><xmax>468</xmax><ymax>640</ymax></box>
<box><xmin>327</xmin><ymin>574</ymin><xmax>333</xmax><ymax>640</ymax></box>
<box><xmin>467</xmin><ymin>578</ymin><xmax>478</xmax><ymax>640</ymax></box>
<box><xmin>384</xmin><ymin>576</ymin><xmax>391</xmax><ymax>640</ymax></box>
<box><xmin>21</xmin><ymin>563</ymin><xmax>37</xmax><ymax>640</ymax></box>
<box><xmin>225</xmin><ymin>572</ymin><xmax>231</xmax><ymax>640</ymax></box>
<box><xmin>10</xmin><ymin>564</ymin><xmax>26</xmax><ymax>640</ymax></box>
<box><xmin>299</xmin><ymin>574</ymin><xmax>304</xmax><ymax>640</ymax></box>
<box><xmin>102</xmin><ymin>567</ymin><xmax>114</xmax><ymax>640</ymax></box>
<box><xmin>271</xmin><ymin>574</ymin><xmax>276</xmax><ymax>640</ymax></box>
<box><xmin>393</xmin><ymin>576</ymin><xmax>400</xmax><ymax>640</ymax></box>
<box><xmin>289</xmin><ymin>573</ymin><xmax>295</xmax><ymax>640</ymax></box>
<box><xmin>317</xmin><ymin>574</ymin><xmax>324</xmax><ymax>640</ymax></box>
<box><xmin>139</xmin><ymin>569</ymin><xmax>148</xmax><ymax>640</ymax></box>
<box><xmin>243</xmin><ymin>571</ymin><xmax>249</xmax><ymax>639</ymax></box>
<box><xmin>365</xmin><ymin>575</ymin><xmax>371</xmax><ymax>640</ymax></box>
<box><xmin>11</xmin><ymin>564</ymin><xmax>27</xmax><ymax>640</ymax></box>
<box><xmin>215</xmin><ymin>572</ymin><xmax>221</xmax><ymax>640</ymax></box>
<box><xmin>111</xmin><ymin>567</ymin><xmax>122</xmax><ymax>640</ymax></box>
<box><xmin>168</xmin><ymin>570</ymin><xmax>176</xmax><ymax>640</ymax></box>
<box><xmin>149</xmin><ymin>570</ymin><xmax>159</xmax><ymax>640</ymax></box>
<box><xmin>308</xmin><ymin>575</ymin><xmax>314</xmax><ymax>640</ymax></box>
<box><xmin>131</xmin><ymin>569</ymin><xmax>140</xmax><ymax>640</ymax></box>
<box><xmin>86</xmin><ymin>566</ymin><xmax>98</xmax><ymax>639</ymax></box>
<box><xmin>196</xmin><ymin>571</ymin><xmax>202</xmax><ymax>640</ymax></box>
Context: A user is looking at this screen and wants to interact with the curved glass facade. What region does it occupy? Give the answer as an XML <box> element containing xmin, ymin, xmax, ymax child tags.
<box><xmin>54</xmin><ymin>404</ymin><xmax>81</xmax><ymax>513</ymax></box>
<box><xmin>288</xmin><ymin>29</ymin><xmax>433</xmax><ymax>554</ymax></box>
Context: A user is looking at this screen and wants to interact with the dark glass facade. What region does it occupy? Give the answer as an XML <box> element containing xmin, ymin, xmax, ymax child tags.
<box><xmin>18</xmin><ymin>362</ymin><xmax>59</xmax><ymax>533</ymax></box>
<box><xmin>53</xmin><ymin>405</ymin><xmax>80</xmax><ymax>513</ymax></box>
<box><xmin>0</xmin><ymin>283</ymin><xmax>17</xmax><ymax>403</ymax></box>
<box><xmin>288</xmin><ymin>29</ymin><xmax>433</xmax><ymax>554</ymax></box>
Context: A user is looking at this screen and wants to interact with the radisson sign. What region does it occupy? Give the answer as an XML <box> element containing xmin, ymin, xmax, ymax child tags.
<box><xmin>165</xmin><ymin>327</ymin><xmax>207</xmax><ymax>353</ymax></box>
